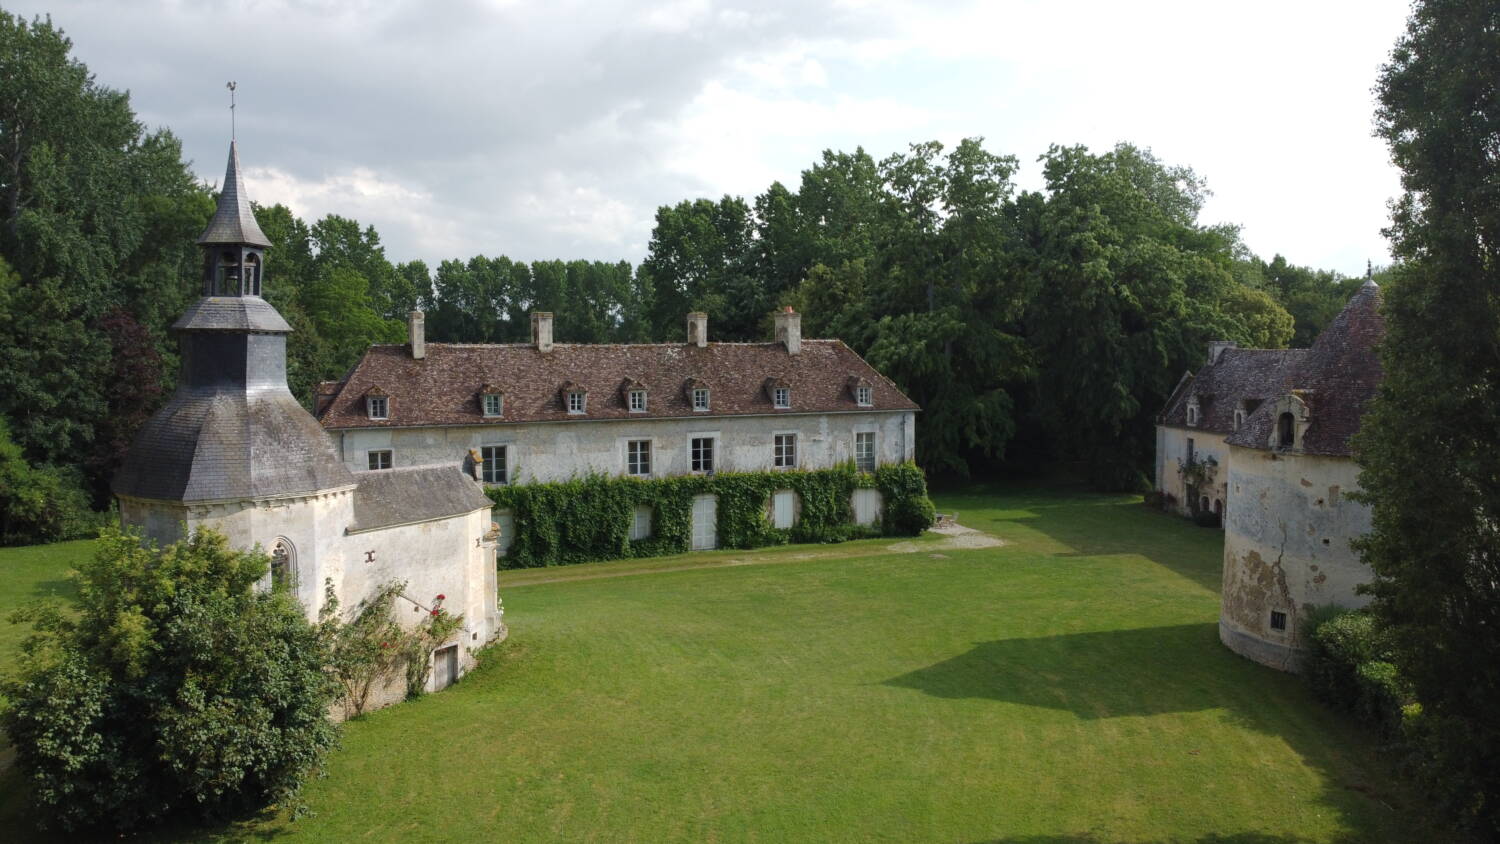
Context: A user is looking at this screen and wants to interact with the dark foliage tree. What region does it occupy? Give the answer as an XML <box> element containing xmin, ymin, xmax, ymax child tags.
<box><xmin>1354</xmin><ymin>0</ymin><xmax>1500</xmax><ymax>831</ymax></box>
<box><xmin>2</xmin><ymin>527</ymin><xmax>338</xmax><ymax>832</ymax></box>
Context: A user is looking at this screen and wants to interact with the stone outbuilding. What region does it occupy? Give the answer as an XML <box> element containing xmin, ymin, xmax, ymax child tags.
<box><xmin>113</xmin><ymin>141</ymin><xmax>504</xmax><ymax>707</ymax></box>
<box><xmin>1155</xmin><ymin>280</ymin><xmax>1385</xmax><ymax>671</ymax></box>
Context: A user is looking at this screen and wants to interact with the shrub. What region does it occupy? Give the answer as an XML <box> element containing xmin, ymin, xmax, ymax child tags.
<box><xmin>487</xmin><ymin>462</ymin><xmax>935</xmax><ymax>569</ymax></box>
<box><xmin>0</xmin><ymin>527</ymin><xmax>338</xmax><ymax>832</ymax></box>
<box><xmin>1303</xmin><ymin>608</ymin><xmax>1383</xmax><ymax>711</ymax></box>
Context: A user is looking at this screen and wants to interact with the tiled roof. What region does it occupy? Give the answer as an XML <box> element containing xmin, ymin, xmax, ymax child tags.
<box><xmin>1159</xmin><ymin>348</ymin><xmax>1307</xmax><ymax>435</ymax></box>
<box><xmin>350</xmin><ymin>464</ymin><xmax>493</xmax><ymax>532</ymax></box>
<box><xmin>198</xmin><ymin>141</ymin><xmax>272</xmax><ymax>248</ymax></box>
<box><xmin>1227</xmin><ymin>280</ymin><xmax>1384</xmax><ymax>456</ymax></box>
<box><xmin>318</xmin><ymin>340</ymin><xmax>919</xmax><ymax>429</ymax></box>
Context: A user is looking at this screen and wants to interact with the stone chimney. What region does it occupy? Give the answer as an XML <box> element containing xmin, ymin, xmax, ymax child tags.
<box><xmin>531</xmin><ymin>311</ymin><xmax>554</xmax><ymax>353</ymax></box>
<box><xmin>687</xmin><ymin>312</ymin><xmax>708</xmax><ymax>347</ymax></box>
<box><xmin>408</xmin><ymin>309</ymin><xmax>426</xmax><ymax>360</ymax></box>
<box><xmin>1207</xmin><ymin>340</ymin><xmax>1237</xmax><ymax>365</ymax></box>
<box><xmin>774</xmin><ymin>306</ymin><xmax>801</xmax><ymax>355</ymax></box>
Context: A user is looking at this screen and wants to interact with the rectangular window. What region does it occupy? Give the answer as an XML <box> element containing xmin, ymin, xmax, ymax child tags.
<box><xmin>482</xmin><ymin>393</ymin><xmax>503</xmax><ymax>417</ymax></box>
<box><xmin>773</xmin><ymin>434</ymin><xmax>796</xmax><ymax>469</ymax></box>
<box><xmin>691</xmin><ymin>436</ymin><xmax>715</xmax><ymax>474</ymax></box>
<box><xmin>773</xmin><ymin>387</ymin><xmax>790</xmax><ymax>409</ymax></box>
<box><xmin>631</xmin><ymin>505</ymin><xmax>653</xmax><ymax>541</ymax></box>
<box><xmin>626</xmin><ymin>439</ymin><xmax>651</xmax><ymax>477</ymax></box>
<box><xmin>856</xmin><ymin>385</ymin><xmax>873</xmax><ymax>406</ymax></box>
<box><xmin>367</xmin><ymin>449</ymin><xmax>392</xmax><ymax>471</ymax></box>
<box><xmin>567</xmin><ymin>391</ymin><xmax>586</xmax><ymax>414</ymax></box>
<box><xmin>692</xmin><ymin>388</ymin><xmax>710</xmax><ymax>411</ymax></box>
<box><xmin>367</xmin><ymin>396</ymin><xmax>388</xmax><ymax>419</ymax></box>
<box><xmin>1186</xmin><ymin>437</ymin><xmax>1195</xmax><ymax>464</ymax></box>
<box><xmin>628</xmin><ymin>390</ymin><xmax>647</xmax><ymax>412</ymax></box>
<box><xmin>855</xmin><ymin>431</ymin><xmax>876</xmax><ymax>473</ymax></box>
<box><xmin>481</xmin><ymin>445</ymin><xmax>508</xmax><ymax>484</ymax></box>
<box><xmin>1270</xmin><ymin>610</ymin><xmax>1288</xmax><ymax>632</ymax></box>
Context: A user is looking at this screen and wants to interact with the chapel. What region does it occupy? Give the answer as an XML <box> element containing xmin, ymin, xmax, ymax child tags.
<box><xmin>112</xmin><ymin>141</ymin><xmax>504</xmax><ymax>704</ymax></box>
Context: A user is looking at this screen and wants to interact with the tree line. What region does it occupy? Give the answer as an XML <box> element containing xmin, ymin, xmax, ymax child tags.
<box><xmin>0</xmin><ymin>10</ymin><xmax>1365</xmax><ymax>543</ymax></box>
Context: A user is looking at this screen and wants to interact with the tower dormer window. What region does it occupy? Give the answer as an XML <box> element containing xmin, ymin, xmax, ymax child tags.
<box><xmin>1233</xmin><ymin>408</ymin><xmax>1246</xmax><ymax>431</ymax></box>
<box><xmin>1277</xmin><ymin>412</ymin><xmax>1295</xmax><ymax>448</ymax></box>
<box><xmin>1185</xmin><ymin>397</ymin><xmax>1200</xmax><ymax>427</ymax></box>
<box><xmin>774</xmin><ymin>387</ymin><xmax>790</xmax><ymax>409</ymax></box>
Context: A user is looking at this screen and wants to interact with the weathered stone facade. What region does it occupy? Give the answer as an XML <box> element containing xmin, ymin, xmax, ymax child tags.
<box><xmin>1155</xmin><ymin>281</ymin><xmax>1384</xmax><ymax>671</ymax></box>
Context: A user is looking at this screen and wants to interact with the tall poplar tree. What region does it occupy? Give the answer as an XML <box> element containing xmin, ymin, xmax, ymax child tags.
<box><xmin>1355</xmin><ymin>0</ymin><xmax>1500</xmax><ymax>830</ymax></box>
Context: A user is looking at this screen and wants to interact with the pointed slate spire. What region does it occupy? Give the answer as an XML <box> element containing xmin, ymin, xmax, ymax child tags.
<box><xmin>198</xmin><ymin>140</ymin><xmax>271</xmax><ymax>247</ymax></box>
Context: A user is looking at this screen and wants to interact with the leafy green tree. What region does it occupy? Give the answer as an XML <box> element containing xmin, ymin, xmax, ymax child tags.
<box><xmin>640</xmin><ymin>196</ymin><xmax>756</xmax><ymax>339</ymax></box>
<box><xmin>1020</xmin><ymin>143</ymin><xmax>1244</xmax><ymax>489</ymax></box>
<box><xmin>1218</xmin><ymin>284</ymin><xmax>1294</xmax><ymax>349</ymax></box>
<box><xmin>1354</xmin><ymin>0</ymin><xmax>1500</xmax><ymax>831</ymax></box>
<box><xmin>0</xmin><ymin>415</ymin><xmax>96</xmax><ymax>545</ymax></box>
<box><xmin>2</xmin><ymin>527</ymin><xmax>338</xmax><ymax>831</ymax></box>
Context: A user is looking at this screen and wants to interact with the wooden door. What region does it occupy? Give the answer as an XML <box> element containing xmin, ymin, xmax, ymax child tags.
<box><xmin>433</xmin><ymin>645</ymin><xmax>459</xmax><ymax>691</ymax></box>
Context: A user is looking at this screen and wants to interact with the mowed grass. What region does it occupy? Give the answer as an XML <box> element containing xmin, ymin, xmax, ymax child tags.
<box><xmin>0</xmin><ymin>486</ymin><xmax>1443</xmax><ymax>842</ymax></box>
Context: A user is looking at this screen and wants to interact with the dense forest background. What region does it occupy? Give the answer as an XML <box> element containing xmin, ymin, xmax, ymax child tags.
<box><xmin>0</xmin><ymin>12</ymin><xmax>1374</xmax><ymax>542</ymax></box>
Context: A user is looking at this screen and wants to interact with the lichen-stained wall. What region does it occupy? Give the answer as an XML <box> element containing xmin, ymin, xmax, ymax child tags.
<box><xmin>332</xmin><ymin>411</ymin><xmax>917</xmax><ymax>482</ymax></box>
<box><xmin>1156</xmin><ymin>426</ymin><xmax>1229</xmax><ymax>517</ymax></box>
<box><xmin>1220</xmin><ymin>444</ymin><xmax>1373</xmax><ymax>670</ymax></box>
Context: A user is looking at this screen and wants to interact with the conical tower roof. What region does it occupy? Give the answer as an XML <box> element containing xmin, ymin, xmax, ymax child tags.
<box><xmin>198</xmin><ymin>140</ymin><xmax>271</xmax><ymax>247</ymax></box>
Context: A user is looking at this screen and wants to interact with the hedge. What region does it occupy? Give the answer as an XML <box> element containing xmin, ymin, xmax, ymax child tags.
<box><xmin>1302</xmin><ymin>608</ymin><xmax>1410</xmax><ymax>739</ymax></box>
<box><xmin>485</xmin><ymin>461</ymin><xmax>935</xmax><ymax>569</ymax></box>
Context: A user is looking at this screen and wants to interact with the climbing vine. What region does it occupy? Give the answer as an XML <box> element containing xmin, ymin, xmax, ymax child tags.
<box><xmin>486</xmin><ymin>462</ymin><xmax>935</xmax><ymax>569</ymax></box>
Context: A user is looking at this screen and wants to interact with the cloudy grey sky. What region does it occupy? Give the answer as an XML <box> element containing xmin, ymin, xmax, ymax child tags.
<box><xmin>16</xmin><ymin>0</ymin><xmax>1410</xmax><ymax>275</ymax></box>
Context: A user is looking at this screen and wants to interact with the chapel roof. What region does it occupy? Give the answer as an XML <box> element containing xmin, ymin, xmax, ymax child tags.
<box><xmin>317</xmin><ymin>339</ymin><xmax>919</xmax><ymax>429</ymax></box>
<box><xmin>349</xmin><ymin>463</ymin><xmax>493</xmax><ymax>533</ymax></box>
<box><xmin>198</xmin><ymin>141</ymin><xmax>272</xmax><ymax>248</ymax></box>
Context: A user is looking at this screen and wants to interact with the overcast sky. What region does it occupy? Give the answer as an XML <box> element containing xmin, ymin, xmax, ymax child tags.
<box><xmin>16</xmin><ymin>0</ymin><xmax>1411</xmax><ymax>275</ymax></box>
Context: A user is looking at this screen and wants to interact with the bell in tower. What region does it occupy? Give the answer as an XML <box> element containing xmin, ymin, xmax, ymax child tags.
<box><xmin>198</xmin><ymin>140</ymin><xmax>272</xmax><ymax>297</ymax></box>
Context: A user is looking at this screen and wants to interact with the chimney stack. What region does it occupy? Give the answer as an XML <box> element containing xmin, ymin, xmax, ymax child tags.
<box><xmin>774</xmin><ymin>306</ymin><xmax>801</xmax><ymax>355</ymax></box>
<box><xmin>687</xmin><ymin>312</ymin><xmax>708</xmax><ymax>347</ymax></box>
<box><xmin>1207</xmin><ymin>340</ymin><xmax>1236</xmax><ymax>365</ymax></box>
<box><xmin>531</xmin><ymin>311</ymin><xmax>554</xmax><ymax>353</ymax></box>
<box><xmin>408</xmin><ymin>309</ymin><xmax>426</xmax><ymax>360</ymax></box>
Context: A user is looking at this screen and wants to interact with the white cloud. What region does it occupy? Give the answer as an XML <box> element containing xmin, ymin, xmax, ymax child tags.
<box><xmin>11</xmin><ymin>0</ymin><xmax>1412</xmax><ymax>275</ymax></box>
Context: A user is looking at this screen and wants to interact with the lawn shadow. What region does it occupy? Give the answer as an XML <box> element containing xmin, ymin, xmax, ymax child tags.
<box><xmin>939</xmin><ymin>482</ymin><xmax>1224</xmax><ymax>595</ymax></box>
<box><xmin>886</xmin><ymin>622</ymin><xmax>1441</xmax><ymax>842</ymax></box>
<box><xmin>27</xmin><ymin>576</ymin><xmax>77</xmax><ymax>602</ymax></box>
<box><xmin>978</xmin><ymin>834</ymin><xmax>1333</xmax><ymax>844</ymax></box>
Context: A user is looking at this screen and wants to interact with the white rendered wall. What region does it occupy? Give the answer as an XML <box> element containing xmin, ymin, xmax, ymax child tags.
<box><xmin>120</xmin><ymin>488</ymin><xmax>355</xmax><ymax>621</ymax></box>
<box><xmin>1219</xmin><ymin>445</ymin><xmax>1373</xmax><ymax>671</ymax></box>
<box><xmin>1156</xmin><ymin>425</ymin><xmax>1229</xmax><ymax>517</ymax></box>
<box><xmin>333</xmin><ymin>411</ymin><xmax>917</xmax><ymax>483</ymax></box>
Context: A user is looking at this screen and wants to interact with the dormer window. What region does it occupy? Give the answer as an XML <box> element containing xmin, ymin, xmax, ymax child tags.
<box><xmin>1185</xmin><ymin>397</ymin><xmax>1200</xmax><ymax>427</ymax></box>
<box><xmin>774</xmin><ymin>387</ymin><xmax>790</xmax><ymax>409</ymax></box>
<box><xmin>567</xmin><ymin>391</ymin><xmax>586</xmax><ymax>414</ymax></box>
<box><xmin>1233</xmin><ymin>407</ymin><xmax>1246</xmax><ymax>431</ymax></box>
<box><xmin>1277</xmin><ymin>412</ymin><xmax>1295</xmax><ymax>448</ymax></box>
<box><xmin>629</xmin><ymin>390</ymin><xmax>647</xmax><ymax>412</ymax></box>
<box><xmin>480</xmin><ymin>385</ymin><xmax>504</xmax><ymax>418</ymax></box>
<box><xmin>365</xmin><ymin>388</ymin><xmax>389</xmax><ymax>420</ymax></box>
<box><xmin>692</xmin><ymin>388</ymin><xmax>710</xmax><ymax>411</ymax></box>
<box><xmin>856</xmin><ymin>386</ymin><xmax>873</xmax><ymax>407</ymax></box>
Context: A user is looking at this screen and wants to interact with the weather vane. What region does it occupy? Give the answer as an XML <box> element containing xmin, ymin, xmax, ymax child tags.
<box><xmin>226</xmin><ymin>81</ymin><xmax>237</xmax><ymax>140</ymax></box>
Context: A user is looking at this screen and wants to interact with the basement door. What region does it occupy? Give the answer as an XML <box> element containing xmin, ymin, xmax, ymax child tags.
<box><xmin>691</xmin><ymin>494</ymin><xmax>718</xmax><ymax>551</ymax></box>
<box><xmin>433</xmin><ymin>644</ymin><xmax>459</xmax><ymax>691</ymax></box>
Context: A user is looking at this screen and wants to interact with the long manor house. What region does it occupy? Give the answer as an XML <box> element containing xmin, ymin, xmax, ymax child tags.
<box><xmin>314</xmin><ymin>309</ymin><xmax>919</xmax><ymax>549</ymax></box>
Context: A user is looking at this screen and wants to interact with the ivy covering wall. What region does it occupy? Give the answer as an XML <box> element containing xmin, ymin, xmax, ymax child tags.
<box><xmin>485</xmin><ymin>462</ymin><xmax>934</xmax><ymax>569</ymax></box>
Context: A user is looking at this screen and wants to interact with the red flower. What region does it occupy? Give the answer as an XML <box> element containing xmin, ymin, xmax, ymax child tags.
<box><xmin>436</xmin><ymin>594</ymin><xmax>446</xmax><ymax>601</ymax></box>
<box><xmin>431</xmin><ymin>609</ymin><xmax>440</xmax><ymax>616</ymax></box>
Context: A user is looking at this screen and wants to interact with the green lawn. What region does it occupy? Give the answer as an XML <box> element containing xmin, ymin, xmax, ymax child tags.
<box><xmin>0</xmin><ymin>485</ymin><xmax>1445</xmax><ymax>842</ymax></box>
